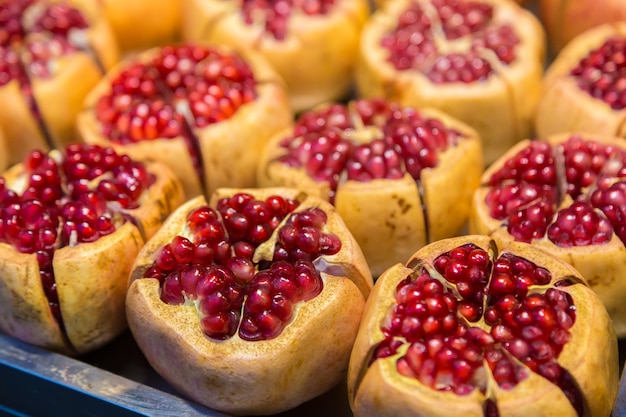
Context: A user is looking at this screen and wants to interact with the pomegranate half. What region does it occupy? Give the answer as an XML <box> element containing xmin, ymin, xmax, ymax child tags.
<box><xmin>539</xmin><ymin>0</ymin><xmax>626</xmax><ymax>54</ymax></box>
<box><xmin>102</xmin><ymin>0</ymin><xmax>182</xmax><ymax>53</ymax></box>
<box><xmin>126</xmin><ymin>187</ymin><xmax>373</xmax><ymax>415</ymax></box>
<box><xmin>258</xmin><ymin>98</ymin><xmax>483</xmax><ymax>277</ymax></box>
<box><xmin>356</xmin><ymin>0</ymin><xmax>545</xmax><ymax>165</ymax></box>
<box><xmin>348</xmin><ymin>235</ymin><xmax>618</xmax><ymax>417</ymax></box>
<box><xmin>470</xmin><ymin>132</ymin><xmax>626</xmax><ymax>337</ymax></box>
<box><xmin>536</xmin><ymin>23</ymin><xmax>626</xmax><ymax>139</ymax></box>
<box><xmin>182</xmin><ymin>0</ymin><xmax>369</xmax><ymax>113</ymax></box>
<box><xmin>0</xmin><ymin>143</ymin><xmax>185</xmax><ymax>355</ymax></box>
<box><xmin>77</xmin><ymin>43</ymin><xmax>293</xmax><ymax>200</ymax></box>
<box><xmin>0</xmin><ymin>0</ymin><xmax>119</xmax><ymax>167</ymax></box>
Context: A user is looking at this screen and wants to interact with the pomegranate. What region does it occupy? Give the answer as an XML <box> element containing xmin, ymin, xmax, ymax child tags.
<box><xmin>356</xmin><ymin>0</ymin><xmax>545</xmax><ymax>165</ymax></box>
<box><xmin>470</xmin><ymin>132</ymin><xmax>626</xmax><ymax>337</ymax></box>
<box><xmin>101</xmin><ymin>0</ymin><xmax>182</xmax><ymax>53</ymax></box>
<box><xmin>77</xmin><ymin>43</ymin><xmax>293</xmax><ymax>199</ymax></box>
<box><xmin>348</xmin><ymin>235</ymin><xmax>618</xmax><ymax>417</ymax></box>
<box><xmin>536</xmin><ymin>23</ymin><xmax>626</xmax><ymax>139</ymax></box>
<box><xmin>0</xmin><ymin>0</ymin><xmax>119</xmax><ymax>167</ymax></box>
<box><xmin>126</xmin><ymin>187</ymin><xmax>373</xmax><ymax>415</ymax></box>
<box><xmin>182</xmin><ymin>0</ymin><xmax>369</xmax><ymax>112</ymax></box>
<box><xmin>258</xmin><ymin>98</ymin><xmax>483</xmax><ymax>277</ymax></box>
<box><xmin>0</xmin><ymin>143</ymin><xmax>185</xmax><ymax>355</ymax></box>
<box><xmin>539</xmin><ymin>0</ymin><xmax>626</xmax><ymax>54</ymax></box>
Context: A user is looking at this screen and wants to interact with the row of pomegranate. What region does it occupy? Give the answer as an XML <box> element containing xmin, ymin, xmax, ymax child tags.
<box><xmin>0</xmin><ymin>0</ymin><xmax>624</xmax><ymax>416</ymax></box>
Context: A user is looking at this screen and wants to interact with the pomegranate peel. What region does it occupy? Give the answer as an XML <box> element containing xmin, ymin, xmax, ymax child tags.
<box><xmin>470</xmin><ymin>132</ymin><xmax>626</xmax><ymax>337</ymax></box>
<box><xmin>356</xmin><ymin>0</ymin><xmax>545</xmax><ymax>165</ymax></box>
<box><xmin>182</xmin><ymin>0</ymin><xmax>369</xmax><ymax>112</ymax></box>
<box><xmin>126</xmin><ymin>188</ymin><xmax>373</xmax><ymax>415</ymax></box>
<box><xmin>77</xmin><ymin>43</ymin><xmax>293</xmax><ymax>199</ymax></box>
<box><xmin>348</xmin><ymin>235</ymin><xmax>618</xmax><ymax>417</ymax></box>
<box><xmin>258</xmin><ymin>100</ymin><xmax>483</xmax><ymax>277</ymax></box>
<box><xmin>0</xmin><ymin>0</ymin><xmax>120</xmax><ymax>167</ymax></box>
<box><xmin>536</xmin><ymin>23</ymin><xmax>626</xmax><ymax>138</ymax></box>
<box><xmin>0</xmin><ymin>145</ymin><xmax>185</xmax><ymax>355</ymax></box>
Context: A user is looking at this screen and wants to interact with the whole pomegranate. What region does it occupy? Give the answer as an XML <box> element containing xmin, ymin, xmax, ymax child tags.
<box><xmin>182</xmin><ymin>0</ymin><xmax>369</xmax><ymax>113</ymax></box>
<box><xmin>536</xmin><ymin>23</ymin><xmax>626</xmax><ymax>139</ymax></box>
<box><xmin>258</xmin><ymin>98</ymin><xmax>483</xmax><ymax>277</ymax></box>
<box><xmin>356</xmin><ymin>0</ymin><xmax>545</xmax><ymax>165</ymax></box>
<box><xmin>0</xmin><ymin>0</ymin><xmax>119</xmax><ymax>167</ymax></box>
<box><xmin>77</xmin><ymin>43</ymin><xmax>293</xmax><ymax>199</ymax></box>
<box><xmin>348</xmin><ymin>235</ymin><xmax>618</xmax><ymax>417</ymax></box>
<box><xmin>102</xmin><ymin>0</ymin><xmax>182</xmax><ymax>53</ymax></box>
<box><xmin>0</xmin><ymin>143</ymin><xmax>185</xmax><ymax>355</ymax></box>
<box><xmin>470</xmin><ymin>132</ymin><xmax>626</xmax><ymax>337</ymax></box>
<box><xmin>539</xmin><ymin>0</ymin><xmax>626</xmax><ymax>54</ymax></box>
<box><xmin>126</xmin><ymin>187</ymin><xmax>373</xmax><ymax>415</ymax></box>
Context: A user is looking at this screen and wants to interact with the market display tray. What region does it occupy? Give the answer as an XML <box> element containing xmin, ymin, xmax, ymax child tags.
<box><xmin>0</xmin><ymin>331</ymin><xmax>624</xmax><ymax>417</ymax></box>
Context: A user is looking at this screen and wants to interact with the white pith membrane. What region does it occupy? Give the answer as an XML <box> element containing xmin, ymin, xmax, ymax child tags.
<box><xmin>182</xmin><ymin>0</ymin><xmax>369</xmax><ymax>112</ymax></box>
<box><xmin>258</xmin><ymin>98</ymin><xmax>482</xmax><ymax>277</ymax></box>
<box><xmin>347</xmin><ymin>236</ymin><xmax>619</xmax><ymax>417</ymax></box>
<box><xmin>536</xmin><ymin>23</ymin><xmax>626</xmax><ymax>138</ymax></box>
<box><xmin>470</xmin><ymin>132</ymin><xmax>626</xmax><ymax>336</ymax></box>
<box><xmin>0</xmin><ymin>144</ymin><xmax>183</xmax><ymax>355</ymax></box>
<box><xmin>356</xmin><ymin>0</ymin><xmax>544</xmax><ymax>165</ymax></box>
<box><xmin>0</xmin><ymin>0</ymin><xmax>117</xmax><ymax>167</ymax></box>
<box><xmin>77</xmin><ymin>43</ymin><xmax>292</xmax><ymax>199</ymax></box>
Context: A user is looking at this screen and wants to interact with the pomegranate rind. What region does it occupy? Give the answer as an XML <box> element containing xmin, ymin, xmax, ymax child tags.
<box><xmin>0</xmin><ymin>0</ymin><xmax>120</xmax><ymax>167</ymax></box>
<box><xmin>258</xmin><ymin>104</ymin><xmax>483</xmax><ymax>277</ymax></box>
<box><xmin>355</xmin><ymin>0</ymin><xmax>545</xmax><ymax>165</ymax></box>
<box><xmin>539</xmin><ymin>0</ymin><xmax>626</xmax><ymax>54</ymax></box>
<box><xmin>77</xmin><ymin>44</ymin><xmax>292</xmax><ymax>199</ymax></box>
<box><xmin>535</xmin><ymin>23</ymin><xmax>626</xmax><ymax>138</ymax></box>
<box><xmin>0</xmin><ymin>247</ymin><xmax>67</xmax><ymax>352</ymax></box>
<box><xmin>348</xmin><ymin>235</ymin><xmax>619</xmax><ymax>417</ymax></box>
<box><xmin>470</xmin><ymin>132</ymin><xmax>626</xmax><ymax>337</ymax></box>
<box><xmin>182</xmin><ymin>0</ymin><xmax>370</xmax><ymax>112</ymax></box>
<box><xmin>127</xmin><ymin>188</ymin><xmax>373</xmax><ymax>415</ymax></box>
<box><xmin>101</xmin><ymin>0</ymin><xmax>182</xmax><ymax>52</ymax></box>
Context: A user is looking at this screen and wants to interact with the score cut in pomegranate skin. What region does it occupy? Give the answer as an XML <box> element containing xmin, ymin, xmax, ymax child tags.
<box><xmin>0</xmin><ymin>0</ymin><xmax>119</xmax><ymax>167</ymax></box>
<box><xmin>536</xmin><ymin>23</ymin><xmax>626</xmax><ymax>139</ymax></box>
<box><xmin>126</xmin><ymin>187</ymin><xmax>373</xmax><ymax>416</ymax></box>
<box><xmin>258</xmin><ymin>98</ymin><xmax>483</xmax><ymax>277</ymax></box>
<box><xmin>0</xmin><ymin>143</ymin><xmax>185</xmax><ymax>355</ymax></box>
<box><xmin>348</xmin><ymin>235</ymin><xmax>618</xmax><ymax>417</ymax></box>
<box><xmin>182</xmin><ymin>0</ymin><xmax>369</xmax><ymax>113</ymax></box>
<box><xmin>470</xmin><ymin>132</ymin><xmax>626</xmax><ymax>338</ymax></box>
<box><xmin>77</xmin><ymin>43</ymin><xmax>293</xmax><ymax>199</ymax></box>
<box><xmin>356</xmin><ymin>0</ymin><xmax>545</xmax><ymax>165</ymax></box>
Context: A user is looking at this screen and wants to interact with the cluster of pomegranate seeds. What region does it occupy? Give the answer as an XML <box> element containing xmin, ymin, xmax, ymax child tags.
<box><xmin>381</xmin><ymin>0</ymin><xmax>520</xmax><ymax>83</ymax></box>
<box><xmin>484</xmin><ymin>134</ymin><xmax>626</xmax><ymax>246</ymax></box>
<box><xmin>239</xmin><ymin>0</ymin><xmax>336</xmax><ymax>40</ymax></box>
<box><xmin>570</xmin><ymin>37</ymin><xmax>626</xmax><ymax>110</ymax></box>
<box><xmin>0</xmin><ymin>144</ymin><xmax>155</xmax><ymax>330</ymax></box>
<box><xmin>146</xmin><ymin>192</ymin><xmax>342</xmax><ymax>341</ymax></box>
<box><xmin>372</xmin><ymin>243</ymin><xmax>581</xmax><ymax>414</ymax></box>
<box><xmin>277</xmin><ymin>98</ymin><xmax>464</xmax><ymax>203</ymax></box>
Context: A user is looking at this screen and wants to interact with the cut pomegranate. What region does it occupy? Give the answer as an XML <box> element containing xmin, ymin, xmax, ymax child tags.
<box><xmin>126</xmin><ymin>187</ymin><xmax>373</xmax><ymax>415</ymax></box>
<box><xmin>182</xmin><ymin>0</ymin><xmax>369</xmax><ymax>112</ymax></box>
<box><xmin>356</xmin><ymin>0</ymin><xmax>545</xmax><ymax>165</ymax></box>
<box><xmin>0</xmin><ymin>0</ymin><xmax>119</xmax><ymax>167</ymax></box>
<box><xmin>471</xmin><ymin>132</ymin><xmax>626</xmax><ymax>337</ymax></box>
<box><xmin>539</xmin><ymin>0</ymin><xmax>626</xmax><ymax>54</ymax></box>
<box><xmin>259</xmin><ymin>98</ymin><xmax>483</xmax><ymax>276</ymax></box>
<box><xmin>536</xmin><ymin>23</ymin><xmax>626</xmax><ymax>138</ymax></box>
<box><xmin>77</xmin><ymin>43</ymin><xmax>292</xmax><ymax>199</ymax></box>
<box><xmin>101</xmin><ymin>0</ymin><xmax>182</xmax><ymax>52</ymax></box>
<box><xmin>348</xmin><ymin>235</ymin><xmax>618</xmax><ymax>417</ymax></box>
<box><xmin>0</xmin><ymin>143</ymin><xmax>184</xmax><ymax>355</ymax></box>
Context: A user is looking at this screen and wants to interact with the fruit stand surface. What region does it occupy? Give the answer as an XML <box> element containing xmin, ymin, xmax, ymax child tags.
<box><xmin>0</xmin><ymin>331</ymin><xmax>624</xmax><ymax>417</ymax></box>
